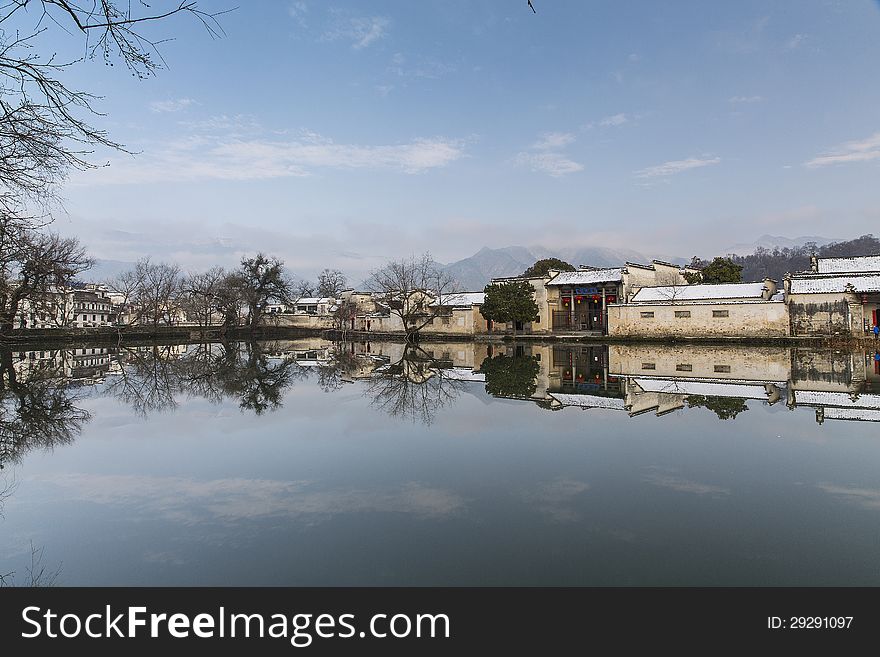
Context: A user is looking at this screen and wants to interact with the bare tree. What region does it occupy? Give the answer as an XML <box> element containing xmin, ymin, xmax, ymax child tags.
<box><xmin>366</xmin><ymin>253</ymin><xmax>459</xmax><ymax>341</ymax></box>
<box><xmin>0</xmin><ymin>218</ymin><xmax>92</xmax><ymax>333</ymax></box>
<box><xmin>317</xmin><ymin>268</ymin><xmax>347</xmax><ymax>298</ymax></box>
<box><xmin>181</xmin><ymin>266</ymin><xmax>226</xmax><ymax>328</ymax></box>
<box><xmin>0</xmin><ymin>2</ymin><xmax>226</xmax><ymax>206</ymax></box>
<box><xmin>236</xmin><ymin>253</ymin><xmax>293</xmax><ymax>329</ymax></box>
<box><xmin>363</xmin><ymin>345</ymin><xmax>465</xmax><ymax>424</ymax></box>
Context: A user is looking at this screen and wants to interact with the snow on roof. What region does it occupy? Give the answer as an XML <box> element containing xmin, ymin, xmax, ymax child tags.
<box><xmin>794</xmin><ymin>390</ymin><xmax>880</xmax><ymax>409</ymax></box>
<box><xmin>547</xmin><ymin>268</ymin><xmax>623</xmax><ymax>286</ymax></box>
<box><xmin>295</xmin><ymin>297</ymin><xmax>333</xmax><ymax>305</ymax></box>
<box><xmin>548</xmin><ymin>393</ymin><xmax>626</xmax><ymax>410</ymax></box>
<box><xmin>442</xmin><ymin>368</ymin><xmax>486</xmax><ymax>382</ymax></box>
<box><xmin>789</xmin><ymin>274</ymin><xmax>880</xmax><ymax>294</ymax></box>
<box><xmin>429</xmin><ymin>292</ymin><xmax>485</xmax><ymax>307</ymax></box>
<box><xmin>633</xmin><ymin>378</ymin><xmax>778</xmax><ymax>399</ymax></box>
<box><xmin>816</xmin><ymin>255</ymin><xmax>880</xmax><ymax>274</ymax></box>
<box><xmin>822</xmin><ymin>407</ymin><xmax>880</xmax><ymax>422</ymax></box>
<box><xmin>629</xmin><ymin>282</ymin><xmax>767</xmax><ymax>303</ymax></box>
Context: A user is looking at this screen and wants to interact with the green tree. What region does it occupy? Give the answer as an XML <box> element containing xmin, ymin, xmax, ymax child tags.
<box><xmin>479</xmin><ymin>354</ymin><xmax>540</xmax><ymax>398</ymax></box>
<box><xmin>480</xmin><ymin>281</ymin><xmax>539</xmax><ymax>334</ymax></box>
<box><xmin>685</xmin><ymin>257</ymin><xmax>743</xmax><ymax>284</ymax></box>
<box><xmin>685</xmin><ymin>395</ymin><xmax>748</xmax><ymax>420</ymax></box>
<box><xmin>236</xmin><ymin>253</ymin><xmax>292</xmax><ymax>329</ymax></box>
<box><xmin>522</xmin><ymin>258</ymin><xmax>575</xmax><ymax>278</ymax></box>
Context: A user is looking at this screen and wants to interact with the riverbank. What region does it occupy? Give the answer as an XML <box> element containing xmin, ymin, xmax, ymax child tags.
<box><xmin>4</xmin><ymin>324</ymin><xmax>880</xmax><ymax>351</ymax></box>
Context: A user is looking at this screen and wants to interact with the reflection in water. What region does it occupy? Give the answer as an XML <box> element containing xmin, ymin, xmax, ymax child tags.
<box><xmin>3</xmin><ymin>338</ymin><xmax>880</xmax><ymax>585</ymax></box>
<box><xmin>362</xmin><ymin>345</ymin><xmax>466</xmax><ymax>425</ymax></box>
<box><xmin>0</xmin><ymin>349</ymin><xmax>91</xmax><ymax>471</ymax></box>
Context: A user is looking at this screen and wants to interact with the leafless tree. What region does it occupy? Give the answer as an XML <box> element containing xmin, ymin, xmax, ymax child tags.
<box><xmin>109</xmin><ymin>258</ymin><xmax>182</xmax><ymax>327</ymax></box>
<box><xmin>181</xmin><ymin>266</ymin><xmax>226</xmax><ymax>328</ymax></box>
<box><xmin>1</xmin><ymin>3</ymin><xmax>225</xmax><ymax>333</ymax></box>
<box><xmin>363</xmin><ymin>345</ymin><xmax>465</xmax><ymax>424</ymax></box>
<box><xmin>317</xmin><ymin>269</ymin><xmax>348</xmax><ymax>298</ymax></box>
<box><xmin>0</xmin><ymin>347</ymin><xmax>90</xmax><ymax>470</ymax></box>
<box><xmin>236</xmin><ymin>253</ymin><xmax>293</xmax><ymax>329</ymax></box>
<box><xmin>366</xmin><ymin>253</ymin><xmax>459</xmax><ymax>341</ymax></box>
<box><xmin>0</xmin><ymin>216</ymin><xmax>92</xmax><ymax>333</ymax></box>
<box><xmin>0</xmin><ymin>2</ymin><xmax>226</xmax><ymax>206</ymax></box>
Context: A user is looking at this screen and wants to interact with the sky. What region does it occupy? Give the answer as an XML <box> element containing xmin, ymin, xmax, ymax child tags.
<box><xmin>17</xmin><ymin>0</ymin><xmax>880</xmax><ymax>280</ymax></box>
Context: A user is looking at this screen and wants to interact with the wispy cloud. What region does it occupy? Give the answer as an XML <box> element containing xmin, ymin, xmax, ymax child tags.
<box><xmin>729</xmin><ymin>95</ymin><xmax>763</xmax><ymax>103</ymax></box>
<box><xmin>600</xmin><ymin>113</ymin><xmax>629</xmax><ymax>127</ymax></box>
<box><xmin>515</xmin><ymin>132</ymin><xmax>583</xmax><ymax>177</ymax></box>
<box><xmin>288</xmin><ymin>1</ymin><xmax>308</xmax><ymax>27</ymax></box>
<box><xmin>533</xmin><ymin>131</ymin><xmax>576</xmax><ymax>150</ymax></box>
<box><xmin>522</xmin><ymin>477</ymin><xmax>590</xmax><ymax>522</ymax></box>
<box><xmin>635</xmin><ymin>156</ymin><xmax>720</xmax><ymax>178</ymax></box>
<box><xmin>33</xmin><ymin>474</ymin><xmax>467</xmax><ymax>523</ymax></box>
<box><xmin>786</xmin><ymin>33</ymin><xmax>806</xmax><ymax>50</ymax></box>
<box><xmin>150</xmin><ymin>98</ymin><xmax>196</xmax><ymax>113</ymax></box>
<box><xmin>804</xmin><ymin>132</ymin><xmax>880</xmax><ymax>168</ymax></box>
<box><xmin>323</xmin><ymin>12</ymin><xmax>389</xmax><ymax>49</ymax></box>
<box><xmin>387</xmin><ymin>52</ymin><xmax>455</xmax><ymax>80</ymax></box>
<box><xmin>645</xmin><ymin>469</ymin><xmax>730</xmax><ymax>496</ymax></box>
<box><xmin>74</xmin><ymin>128</ymin><xmax>466</xmax><ymax>185</ymax></box>
<box><xmin>817</xmin><ymin>483</ymin><xmax>880</xmax><ymax>510</ymax></box>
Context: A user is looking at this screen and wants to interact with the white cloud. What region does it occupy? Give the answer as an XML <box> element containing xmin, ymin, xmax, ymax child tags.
<box><xmin>516</xmin><ymin>132</ymin><xmax>582</xmax><ymax>177</ymax></box>
<box><xmin>323</xmin><ymin>14</ymin><xmax>389</xmax><ymax>49</ymax></box>
<box><xmin>787</xmin><ymin>33</ymin><xmax>806</xmax><ymax>49</ymax></box>
<box><xmin>728</xmin><ymin>95</ymin><xmax>763</xmax><ymax>103</ymax></box>
<box><xmin>515</xmin><ymin>152</ymin><xmax>583</xmax><ymax>177</ymax></box>
<box><xmin>73</xmin><ymin>129</ymin><xmax>466</xmax><ymax>185</ymax></box>
<box><xmin>34</xmin><ymin>474</ymin><xmax>467</xmax><ymax>523</ymax></box>
<box><xmin>149</xmin><ymin>98</ymin><xmax>196</xmax><ymax>113</ymax></box>
<box><xmin>600</xmin><ymin>113</ymin><xmax>628</xmax><ymax>127</ymax></box>
<box><xmin>533</xmin><ymin>131</ymin><xmax>576</xmax><ymax>150</ymax></box>
<box><xmin>628</xmin><ymin>53</ymin><xmax>640</xmax><ymax>62</ymax></box>
<box><xmin>288</xmin><ymin>1</ymin><xmax>308</xmax><ymax>26</ymax></box>
<box><xmin>635</xmin><ymin>156</ymin><xmax>721</xmax><ymax>178</ymax></box>
<box><xmin>804</xmin><ymin>132</ymin><xmax>880</xmax><ymax>168</ymax></box>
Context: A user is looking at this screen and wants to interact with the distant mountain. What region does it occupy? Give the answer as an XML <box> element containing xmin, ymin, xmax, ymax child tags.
<box><xmin>723</xmin><ymin>234</ymin><xmax>839</xmax><ymax>256</ymax></box>
<box><xmin>83</xmin><ymin>259</ymin><xmax>134</xmax><ymax>284</ymax></box>
<box><xmin>439</xmin><ymin>245</ymin><xmax>680</xmax><ymax>291</ymax></box>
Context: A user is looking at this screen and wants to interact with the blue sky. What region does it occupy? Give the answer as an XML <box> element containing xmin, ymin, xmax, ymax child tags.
<box><xmin>27</xmin><ymin>0</ymin><xmax>880</xmax><ymax>279</ymax></box>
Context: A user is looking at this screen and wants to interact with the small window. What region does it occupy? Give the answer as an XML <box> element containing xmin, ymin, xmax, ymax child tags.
<box><xmin>674</xmin><ymin>310</ymin><xmax>691</xmax><ymax>318</ymax></box>
<box><xmin>535</xmin><ymin>316</ymin><xmax>541</xmax><ymax>324</ymax></box>
<box><xmin>714</xmin><ymin>365</ymin><xmax>731</xmax><ymax>373</ymax></box>
<box><xmin>641</xmin><ymin>362</ymin><xmax>656</xmax><ymax>370</ymax></box>
<box><xmin>640</xmin><ymin>311</ymin><xmax>654</xmax><ymax>319</ymax></box>
<box><xmin>676</xmin><ymin>363</ymin><xmax>693</xmax><ymax>372</ymax></box>
<box><xmin>712</xmin><ymin>309</ymin><xmax>729</xmax><ymax>318</ymax></box>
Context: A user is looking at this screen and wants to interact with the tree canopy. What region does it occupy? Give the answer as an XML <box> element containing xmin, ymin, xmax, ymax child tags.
<box><xmin>522</xmin><ymin>258</ymin><xmax>576</xmax><ymax>278</ymax></box>
<box><xmin>684</xmin><ymin>257</ymin><xmax>743</xmax><ymax>284</ymax></box>
<box><xmin>479</xmin><ymin>354</ymin><xmax>540</xmax><ymax>398</ymax></box>
<box><xmin>480</xmin><ymin>280</ymin><xmax>539</xmax><ymax>332</ymax></box>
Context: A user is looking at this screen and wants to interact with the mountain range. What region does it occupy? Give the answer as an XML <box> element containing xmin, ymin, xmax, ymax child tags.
<box><xmin>87</xmin><ymin>234</ymin><xmax>840</xmax><ymax>293</ymax></box>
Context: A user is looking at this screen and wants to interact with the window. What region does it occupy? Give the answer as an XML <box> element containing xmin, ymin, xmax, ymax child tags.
<box><xmin>714</xmin><ymin>365</ymin><xmax>731</xmax><ymax>373</ymax></box>
<box><xmin>641</xmin><ymin>362</ymin><xmax>656</xmax><ymax>370</ymax></box>
<box><xmin>712</xmin><ymin>309</ymin><xmax>729</xmax><ymax>318</ymax></box>
<box><xmin>676</xmin><ymin>363</ymin><xmax>693</xmax><ymax>372</ymax></box>
<box><xmin>674</xmin><ymin>310</ymin><xmax>691</xmax><ymax>318</ymax></box>
<box><xmin>535</xmin><ymin>316</ymin><xmax>541</xmax><ymax>324</ymax></box>
<box><xmin>640</xmin><ymin>311</ymin><xmax>655</xmax><ymax>319</ymax></box>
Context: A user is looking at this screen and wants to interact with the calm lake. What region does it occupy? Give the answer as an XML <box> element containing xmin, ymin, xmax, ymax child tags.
<box><xmin>2</xmin><ymin>339</ymin><xmax>879</xmax><ymax>586</ymax></box>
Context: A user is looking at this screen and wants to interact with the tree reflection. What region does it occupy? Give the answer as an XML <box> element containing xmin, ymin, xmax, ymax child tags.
<box><xmin>0</xmin><ymin>349</ymin><xmax>91</xmax><ymax>471</ymax></box>
<box><xmin>106</xmin><ymin>341</ymin><xmax>306</xmax><ymax>416</ymax></box>
<box><xmin>363</xmin><ymin>345</ymin><xmax>465</xmax><ymax>425</ymax></box>
<box><xmin>478</xmin><ymin>353</ymin><xmax>540</xmax><ymax>399</ymax></box>
<box><xmin>685</xmin><ymin>395</ymin><xmax>749</xmax><ymax>420</ymax></box>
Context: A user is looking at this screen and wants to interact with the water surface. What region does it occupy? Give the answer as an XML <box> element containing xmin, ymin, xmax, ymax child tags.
<box><xmin>1</xmin><ymin>340</ymin><xmax>879</xmax><ymax>586</ymax></box>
